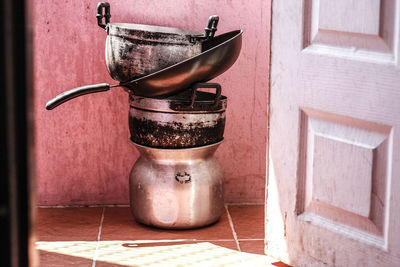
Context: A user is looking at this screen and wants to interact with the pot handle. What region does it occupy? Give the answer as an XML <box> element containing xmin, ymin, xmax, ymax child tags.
<box><xmin>204</xmin><ymin>15</ymin><xmax>219</xmax><ymax>39</ymax></box>
<box><xmin>45</xmin><ymin>83</ymin><xmax>111</xmax><ymax>110</ymax></box>
<box><xmin>190</xmin><ymin>15</ymin><xmax>219</xmax><ymax>43</ymax></box>
<box><xmin>96</xmin><ymin>2</ymin><xmax>111</xmax><ymax>29</ymax></box>
<box><xmin>189</xmin><ymin>82</ymin><xmax>222</xmax><ymax>108</ymax></box>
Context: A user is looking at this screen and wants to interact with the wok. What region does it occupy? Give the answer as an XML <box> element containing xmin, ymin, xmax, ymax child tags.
<box><xmin>46</xmin><ymin>30</ymin><xmax>242</xmax><ymax>110</ymax></box>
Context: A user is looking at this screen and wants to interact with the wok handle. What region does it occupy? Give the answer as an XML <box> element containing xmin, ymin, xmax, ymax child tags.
<box><xmin>96</xmin><ymin>2</ymin><xmax>111</xmax><ymax>29</ymax></box>
<box><xmin>46</xmin><ymin>83</ymin><xmax>111</xmax><ymax>110</ymax></box>
<box><xmin>205</xmin><ymin>15</ymin><xmax>219</xmax><ymax>39</ymax></box>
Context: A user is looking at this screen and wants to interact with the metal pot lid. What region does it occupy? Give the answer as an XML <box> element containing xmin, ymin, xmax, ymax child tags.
<box><xmin>129</xmin><ymin>83</ymin><xmax>227</xmax><ymax>113</ymax></box>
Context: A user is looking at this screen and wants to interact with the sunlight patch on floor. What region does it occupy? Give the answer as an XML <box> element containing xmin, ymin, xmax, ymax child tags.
<box><xmin>37</xmin><ymin>240</ymin><xmax>280</xmax><ymax>266</ymax></box>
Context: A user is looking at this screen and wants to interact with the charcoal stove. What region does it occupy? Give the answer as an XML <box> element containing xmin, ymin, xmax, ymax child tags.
<box><xmin>45</xmin><ymin>2</ymin><xmax>242</xmax><ymax>229</ymax></box>
<box><xmin>129</xmin><ymin>83</ymin><xmax>226</xmax><ymax>149</ymax></box>
<box><xmin>128</xmin><ymin>82</ymin><xmax>227</xmax><ymax>229</ymax></box>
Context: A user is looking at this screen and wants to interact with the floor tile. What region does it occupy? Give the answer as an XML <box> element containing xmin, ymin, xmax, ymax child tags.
<box><xmin>271</xmin><ymin>261</ymin><xmax>293</xmax><ymax>267</ymax></box>
<box><xmin>228</xmin><ymin>204</ymin><xmax>264</xmax><ymax>239</ymax></box>
<box><xmin>239</xmin><ymin>239</ymin><xmax>265</xmax><ymax>255</ymax></box>
<box><xmin>95</xmin><ymin>240</ymin><xmax>272</xmax><ymax>267</ymax></box>
<box><xmin>36</xmin><ymin>241</ymin><xmax>98</xmax><ymax>266</ymax></box>
<box><xmin>38</xmin><ymin>249</ymin><xmax>94</xmax><ymax>266</ymax></box>
<box><xmin>101</xmin><ymin>207</ymin><xmax>235</xmax><ymax>241</ymax></box>
<box><xmin>37</xmin><ymin>207</ymin><xmax>103</xmax><ymax>241</ymax></box>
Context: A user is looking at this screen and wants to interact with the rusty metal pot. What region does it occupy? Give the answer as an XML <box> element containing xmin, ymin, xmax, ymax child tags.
<box><xmin>129</xmin><ymin>83</ymin><xmax>227</xmax><ymax>148</ymax></box>
<box><xmin>97</xmin><ymin>2</ymin><xmax>219</xmax><ymax>82</ymax></box>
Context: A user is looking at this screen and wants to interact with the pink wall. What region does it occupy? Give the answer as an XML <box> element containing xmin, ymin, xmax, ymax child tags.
<box><xmin>34</xmin><ymin>0</ymin><xmax>271</xmax><ymax>205</ymax></box>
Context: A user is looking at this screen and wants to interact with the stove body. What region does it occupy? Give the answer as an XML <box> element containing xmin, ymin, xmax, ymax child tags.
<box><xmin>129</xmin><ymin>141</ymin><xmax>224</xmax><ymax>229</ymax></box>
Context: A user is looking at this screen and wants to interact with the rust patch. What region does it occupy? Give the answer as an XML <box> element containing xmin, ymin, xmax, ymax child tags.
<box><xmin>129</xmin><ymin>117</ymin><xmax>225</xmax><ymax>148</ymax></box>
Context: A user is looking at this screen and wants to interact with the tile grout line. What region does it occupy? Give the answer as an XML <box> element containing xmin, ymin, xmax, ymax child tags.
<box><xmin>37</xmin><ymin>204</ymin><xmax>130</xmax><ymax>208</ymax></box>
<box><xmin>92</xmin><ymin>207</ymin><xmax>105</xmax><ymax>267</ymax></box>
<box><xmin>236</xmin><ymin>241</ymin><xmax>264</xmax><ymax>243</ymax></box>
<box><xmin>225</xmin><ymin>204</ymin><xmax>241</xmax><ymax>252</ymax></box>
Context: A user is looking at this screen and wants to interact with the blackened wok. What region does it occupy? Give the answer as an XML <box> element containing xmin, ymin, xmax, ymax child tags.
<box><xmin>46</xmin><ymin>30</ymin><xmax>242</xmax><ymax>110</ymax></box>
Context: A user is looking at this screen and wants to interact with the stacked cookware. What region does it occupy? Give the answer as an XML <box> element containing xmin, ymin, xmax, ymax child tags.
<box><xmin>46</xmin><ymin>2</ymin><xmax>242</xmax><ymax>229</ymax></box>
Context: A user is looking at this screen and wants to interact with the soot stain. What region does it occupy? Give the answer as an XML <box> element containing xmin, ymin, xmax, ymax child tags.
<box><xmin>129</xmin><ymin>117</ymin><xmax>225</xmax><ymax>148</ymax></box>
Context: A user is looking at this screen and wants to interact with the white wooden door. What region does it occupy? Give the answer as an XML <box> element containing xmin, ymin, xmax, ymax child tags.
<box><xmin>266</xmin><ymin>0</ymin><xmax>400</xmax><ymax>266</ymax></box>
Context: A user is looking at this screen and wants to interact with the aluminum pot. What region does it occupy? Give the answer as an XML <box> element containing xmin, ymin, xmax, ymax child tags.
<box><xmin>129</xmin><ymin>140</ymin><xmax>225</xmax><ymax>229</ymax></box>
<box><xmin>129</xmin><ymin>83</ymin><xmax>227</xmax><ymax>148</ymax></box>
<box><xmin>97</xmin><ymin>2</ymin><xmax>219</xmax><ymax>82</ymax></box>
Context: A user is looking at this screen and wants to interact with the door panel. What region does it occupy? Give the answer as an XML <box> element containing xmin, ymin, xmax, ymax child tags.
<box><xmin>267</xmin><ymin>0</ymin><xmax>400</xmax><ymax>266</ymax></box>
<box><xmin>297</xmin><ymin>108</ymin><xmax>392</xmax><ymax>247</ymax></box>
<box><xmin>303</xmin><ymin>0</ymin><xmax>397</xmax><ymax>63</ymax></box>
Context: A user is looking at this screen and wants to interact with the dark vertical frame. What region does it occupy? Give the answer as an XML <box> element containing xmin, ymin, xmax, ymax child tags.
<box><xmin>1</xmin><ymin>0</ymin><xmax>36</xmax><ymax>265</ymax></box>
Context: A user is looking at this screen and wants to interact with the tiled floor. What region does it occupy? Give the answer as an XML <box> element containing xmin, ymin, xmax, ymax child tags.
<box><xmin>36</xmin><ymin>204</ymin><xmax>291</xmax><ymax>266</ymax></box>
